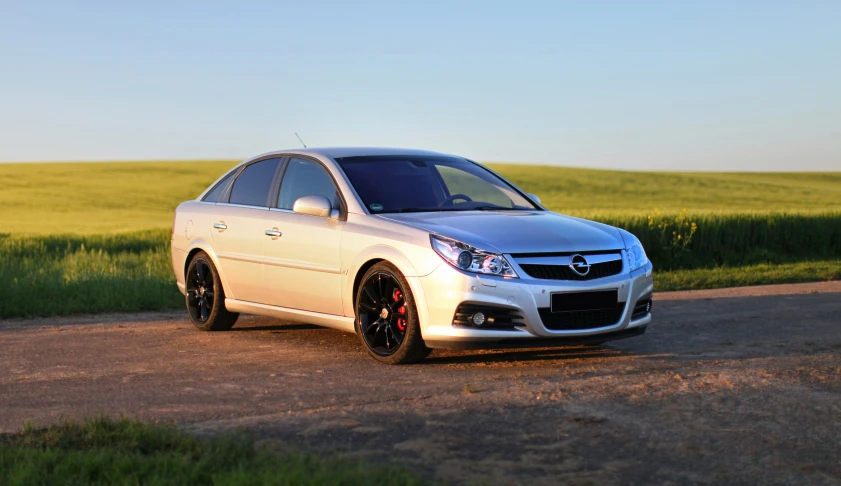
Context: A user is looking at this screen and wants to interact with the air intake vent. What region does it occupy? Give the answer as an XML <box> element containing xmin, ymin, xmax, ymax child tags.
<box><xmin>537</xmin><ymin>305</ymin><xmax>625</xmax><ymax>331</ymax></box>
<box><xmin>632</xmin><ymin>296</ymin><xmax>652</xmax><ymax>320</ymax></box>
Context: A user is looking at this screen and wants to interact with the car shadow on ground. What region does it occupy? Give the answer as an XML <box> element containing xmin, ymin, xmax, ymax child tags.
<box><xmin>230</xmin><ymin>323</ymin><xmax>322</xmax><ymax>332</ymax></box>
<box><xmin>229</xmin><ymin>318</ymin><xmax>632</xmax><ymax>364</ymax></box>
<box><xmin>424</xmin><ymin>345</ymin><xmax>626</xmax><ymax>364</ymax></box>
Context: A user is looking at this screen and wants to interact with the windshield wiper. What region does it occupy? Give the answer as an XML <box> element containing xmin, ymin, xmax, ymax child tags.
<box><xmin>384</xmin><ymin>206</ymin><xmax>523</xmax><ymax>214</ymax></box>
<box><xmin>387</xmin><ymin>207</ymin><xmax>445</xmax><ymax>213</ymax></box>
<box><xmin>473</xmin><ymin>205</ymin><xmax>520</xmax><ymax>211</ymax></box>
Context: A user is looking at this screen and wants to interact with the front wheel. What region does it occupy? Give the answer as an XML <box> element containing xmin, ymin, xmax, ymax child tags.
<box><xmin>185</xmin><ymin>251</ymin><xmax>238</xmax><ymax>331</ymax></box>
<box><xmin>355</xmin><ymin>262</ymin><xmax>431</xmax><ymax>364</ymax></box>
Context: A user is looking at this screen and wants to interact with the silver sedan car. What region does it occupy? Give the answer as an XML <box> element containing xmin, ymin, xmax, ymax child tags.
<box><xmin>171</xmin><ymin>148</ymin><xmax>653</xmax><ymax>364</ymax></box>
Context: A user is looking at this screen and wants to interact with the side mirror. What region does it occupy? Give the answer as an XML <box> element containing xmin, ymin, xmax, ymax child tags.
<box><xmin>528</xmin><ymin>194</ymin><xmax>541</xmax><ymax>205</ymax></box>
<box><xmin>292</xmin><ymin>195</ymin><xmax>338</xmax><ymax>219</ymax></box>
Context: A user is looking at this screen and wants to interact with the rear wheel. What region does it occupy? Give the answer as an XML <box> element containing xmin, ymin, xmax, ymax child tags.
<box><xmin>185</xmin><ymin>252</ymin><xmax>238</xmax><ymax>331</ymax></box>
<box><xmin>355</xmin><ymin>262</ymin><xmax>430</xmax><ymax>364</ymax></box>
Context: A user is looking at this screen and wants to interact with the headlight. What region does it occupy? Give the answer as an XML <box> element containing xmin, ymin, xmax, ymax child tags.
<box><xmin>624</xmin><ymin>233</ymin><xmax>649</xmax><ymax>272</ymax></box>
<box><xmin>430</xmin><ymin>235</ymin><xmax>518</xmax><ymax>278</ymax></box>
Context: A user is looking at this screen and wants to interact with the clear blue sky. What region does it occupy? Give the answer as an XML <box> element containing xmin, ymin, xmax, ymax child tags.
<box><xmin>1</xmin><ymin>1</ymin><xmax>839</xmax><ymax>170</ymax></box>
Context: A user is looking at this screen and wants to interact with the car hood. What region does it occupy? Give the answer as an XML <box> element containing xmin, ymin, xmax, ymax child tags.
<box><xmin>378</xmin><ymin>211</ymin><xmax>624</xmax><ymax>254</ymax></box>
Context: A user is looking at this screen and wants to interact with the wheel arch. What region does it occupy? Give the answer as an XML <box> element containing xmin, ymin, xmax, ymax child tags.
<box><xmin>183</xmin><ymin>240</ymin><xmax>235</xmax><ymax>300</ymax></box>
<box><xmin>351</xmin><ymin>258</ymin><xmax>385</xmax><ymax>310</ymax></box>
<box><xmin>344</xmin><ymin>245</ymin><xmax>429</xmax><ymax>324</ymax></box>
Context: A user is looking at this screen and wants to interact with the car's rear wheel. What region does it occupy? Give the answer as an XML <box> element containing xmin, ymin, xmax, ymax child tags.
<box><xmin>355</xmin><ymin>262</ymin><xmax>431</xmax><ymax>364</ymax></box>
<box><xmin>185</xmin><ymin>251</ymin><xmax>238</xmax><ymax>331</ymax></box>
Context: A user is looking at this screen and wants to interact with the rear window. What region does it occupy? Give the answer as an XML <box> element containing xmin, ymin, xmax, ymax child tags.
<box><xmin>201</xmin><ymin>170</ymin><xmax>236</xmax><ymax>202</ymax></box>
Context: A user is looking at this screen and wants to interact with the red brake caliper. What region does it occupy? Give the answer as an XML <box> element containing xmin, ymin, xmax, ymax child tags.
<box><xmin>393</xmin><ymin>289</ymin><xmax>407</xmax><ymax>331</ymax></box>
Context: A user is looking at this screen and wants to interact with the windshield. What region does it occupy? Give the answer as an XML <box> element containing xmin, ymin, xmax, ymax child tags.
<box><xmin>336</xmin><ymin>155</ymin><xmax>540</xmax><ymax>214</ymax></box>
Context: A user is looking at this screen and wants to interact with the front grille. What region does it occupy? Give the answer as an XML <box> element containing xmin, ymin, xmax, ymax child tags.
<box><xmin>538</xmin><ymin>305</ymin><xmax>625</xmax><ymax>331</ymax></box>
<box><xmin>632</xmin><ymin>296</ymin><xmax>652</xmax><ymax>320</ymax></box>
<box><xmin>520</xmin><ymin>259</ymin><xmax>623</xmax><ymax>281</ymax></box>
<box><xmin>453</xmin><ymin>303</ymin><xmax>526</xmax><ymax>330</ymax></box>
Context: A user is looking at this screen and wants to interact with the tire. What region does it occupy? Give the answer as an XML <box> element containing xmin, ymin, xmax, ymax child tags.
<box><xmin>355</xmin><ymin>262</ymin><xmax>431</xmax><ymax>364</ymax></box>
<box><xmin>185</xmin><ymin>251</ymin><xmax>239</xmax><ymax>331</ymax></box>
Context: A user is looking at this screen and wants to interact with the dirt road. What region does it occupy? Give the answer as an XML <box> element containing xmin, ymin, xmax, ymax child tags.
<box><xmin>2</xmin><ymin>282</ymin><xmax>840</xmax><ymax>485</ymax></box>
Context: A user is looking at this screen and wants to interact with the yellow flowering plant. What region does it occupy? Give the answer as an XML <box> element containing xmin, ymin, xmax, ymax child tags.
<box><xmin>647</xmin><ymin>209</ymin><xmax>698</xmax><ymax>260</ymax></box>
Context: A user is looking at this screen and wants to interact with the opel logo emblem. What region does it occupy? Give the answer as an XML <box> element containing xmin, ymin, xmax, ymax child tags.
<box><xmin>569</xmin><ymin>254</ymin><xmax>591</xmax><ymax>276</ymax></box>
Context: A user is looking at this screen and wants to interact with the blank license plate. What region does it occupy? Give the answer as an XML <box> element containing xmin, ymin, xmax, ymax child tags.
<box><xmin>551</xmin><ymin>290</ymin><xmax>618</xmax><ymax>313</ymax></box>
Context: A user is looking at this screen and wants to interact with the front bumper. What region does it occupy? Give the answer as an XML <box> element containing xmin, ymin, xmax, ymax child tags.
<box><xmin>415</xmin><ymin>256</ymin><xmax>654</xmax><ymax>349</ymax></box>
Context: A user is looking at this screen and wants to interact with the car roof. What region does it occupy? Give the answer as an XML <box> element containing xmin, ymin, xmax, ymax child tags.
<box><xmin>253</xmin><ymin>147</ymin><xmax>461</xmax><ymax>160</ymax></box>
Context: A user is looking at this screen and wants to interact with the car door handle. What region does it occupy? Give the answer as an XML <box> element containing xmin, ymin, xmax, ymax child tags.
<box><xmin>265</xmin><ymin>228</ymin><xmax>282</xmax><ymax>239</ymax></box>
<box><xmin>213</xmin><ymin>222</ymin><xmax>227</xmax><ymax>231</ymax></box>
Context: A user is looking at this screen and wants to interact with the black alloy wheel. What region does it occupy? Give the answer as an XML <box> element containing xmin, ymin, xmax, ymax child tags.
<box><xmin>186</xmin><ymin>258</ymin><xmax>214</xmax><ymax>323</ymax></box>
<box><xmin>185</xmin><ymin>252</ymin><xmax>238</xmax><ymax>331</ymax></box>
<box><xmin>355</xmin><ymin>262</ymin><xmax>430</xmax><ymax>364</ymax></box>
<box><xmin>358</xmin><ymin>271</ymin><xmax>408</xmax><ymax>356</ymax></box>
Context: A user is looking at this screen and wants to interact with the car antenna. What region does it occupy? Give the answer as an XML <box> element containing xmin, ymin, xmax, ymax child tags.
<box><xmin>295</xmin><ymin>132</ymin><xmax>307</xmax><ymax>148</ymax></box>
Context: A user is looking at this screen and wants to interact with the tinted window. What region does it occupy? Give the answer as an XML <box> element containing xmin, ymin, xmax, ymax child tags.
<box><xmin>228</xmin><ymin>158</ymin><xmax>281</xmax><ymax>207</ymax></box>
<box><xmin>336</xmin><ymin>155</ymin><xmax>538</xmax><ymax>213</ymax></box>
<box><xmin>436</xmin><ymin>166</ymin><xmax>515</xmax><ymax>208</ymax></box>
<box><xmin>278</xmin><ymin>158</ymin><xmax>341</xmax><ymax>210</ymax></box>
<box><xmin>201</xmin><ymin>170</ymin><xmax>236</xmax><ymax>202</ymax></box>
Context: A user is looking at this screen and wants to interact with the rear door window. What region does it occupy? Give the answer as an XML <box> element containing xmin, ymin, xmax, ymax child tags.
<box><xmin>228</xmin><ymin>158</ymin><xmax>281</xmax><ymax>207</ymax></box>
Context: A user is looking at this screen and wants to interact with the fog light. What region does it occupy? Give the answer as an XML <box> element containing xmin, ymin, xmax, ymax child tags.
<box><xmin>472</xmin><ymin>312</ymin><xmax>486</xmax><ymax>326</ymax></box>
<box><xmin>646</xmin><ymin>300</ymin><xmax>652</xmax><ymax>313</ymax></box>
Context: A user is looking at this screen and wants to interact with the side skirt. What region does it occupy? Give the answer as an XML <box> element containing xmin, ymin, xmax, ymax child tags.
<box><xmin>224</xmin><ymin>299</ymin><xmax>356</xmax><ymax>333</ymax></box>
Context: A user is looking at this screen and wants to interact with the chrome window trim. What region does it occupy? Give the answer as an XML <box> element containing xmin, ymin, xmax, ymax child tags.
<box><xmin>214</xmin><ymin>202</ymin><xmax>271</xmax><ymax>210</ymax></box>
<box><xmin>216</xmin><ymin>149</ymin><xmax>368</xmax><ymax>215</ymax></box>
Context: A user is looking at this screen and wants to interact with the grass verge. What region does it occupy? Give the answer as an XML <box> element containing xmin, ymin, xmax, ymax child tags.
<box><xmin>598</xmin><ymin>211</ymin><xmax>841</xmax><ymax>270</ymax></box>
<box><xmin>1</xmin><ymin>225</ymin><xmax>838</xmax><ymax>319</ymax></box>
<box><xmin>0</xmin><ymin>229</ymin><xmax>180</xmax><ymax>319</ymax></box>
<box><xmin>654</xmin><ymin>260</ymin><xmax>841</xmax><ymax>291</ymax></box>
<box><xmin>0</xmin><ymin>417</ymin><xmax>425</xmax><ymax>486</ymax></box>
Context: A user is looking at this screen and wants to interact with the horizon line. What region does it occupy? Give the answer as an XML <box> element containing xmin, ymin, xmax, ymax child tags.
<box><xmin>0</xmin><ymin>158</ymin><xmax>839</xmax><ymax>174</ymax></box>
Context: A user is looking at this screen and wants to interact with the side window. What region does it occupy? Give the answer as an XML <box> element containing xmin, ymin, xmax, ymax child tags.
<box><xmin>201</xmin><ymin>170</ymin><xmax>236</xmax><ymax>202</ymax></box>
<box><xmin>228</xmin><ymin>158</ymin><xmax>281</xmax><ymax>207</ymax></box>
<box><xmin>277</xmin><ymin>158</ymin><xmax>341</xmax><ymax>210</ymax></box>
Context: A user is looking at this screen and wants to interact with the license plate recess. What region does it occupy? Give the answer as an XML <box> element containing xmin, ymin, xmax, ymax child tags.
<box><xmin>550</xmin><ymin>289</ymin><xmax>619</xmax><ymax>313</ymax></box>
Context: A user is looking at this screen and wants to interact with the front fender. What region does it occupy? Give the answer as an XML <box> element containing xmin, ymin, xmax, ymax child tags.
<box><xmin>342</xmin><ymin>245</ymin><xmax>441</xmax><ymax>326</ymax></box>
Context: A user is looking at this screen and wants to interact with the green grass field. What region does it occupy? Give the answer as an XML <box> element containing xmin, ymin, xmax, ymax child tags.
<box><xmin>492</xmin><ymin>164</ymin><xmax>841</xmax><ymax>215</ymax></box>
<box><xmin>0</xmin><ymin>161</ymin><xmax>236</xmax><ymax>234</ymax></box>
<box><xmin>0</xmin><ymin>417</ymin><xmax>424</xmax><ymax>485</ymax></box>
<box><xmin>3</xmin><ymin>161</ymin><xmax>841</xmax><ymax>234</ymax></box>
<box><xmin>1</xmin><ymin>161</ymin><xmax>839</xmax><ymax>319</ymax></box>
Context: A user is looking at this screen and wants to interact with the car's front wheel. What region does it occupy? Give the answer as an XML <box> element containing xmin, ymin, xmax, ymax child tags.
<box><xmin>355</xmin><ymin>262</ymin><xmax>431</xmax><ymax>364</ymax></box>
<box><xmin>185</xmin><ymin>251</ymin><xmax>239</xmax><ymax>331</ymax></box>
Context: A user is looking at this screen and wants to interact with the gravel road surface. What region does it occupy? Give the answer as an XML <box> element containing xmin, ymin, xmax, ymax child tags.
<box><xmin>2</xmin><ymin>282</ymin><xmax>840</xmax><ymax>485</ymax></box>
